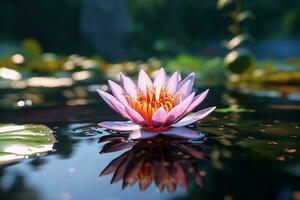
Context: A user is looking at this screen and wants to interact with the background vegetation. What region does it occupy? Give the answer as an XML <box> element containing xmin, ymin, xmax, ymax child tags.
<box><xmin>0</xmin><ymin>0</ymin><xmax>300</xmax><ymax>59</ymax></box>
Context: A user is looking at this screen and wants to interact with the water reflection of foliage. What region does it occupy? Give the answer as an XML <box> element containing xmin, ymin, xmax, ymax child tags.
<box><xmin>99</xmin><ymin>134</ymin><xmax>211</xmax><ymax>192</ymax></box>
<box><xmin>0</xmin><ymin>168</ymin><xmax>41</xmax><ymax>200</ymax></box>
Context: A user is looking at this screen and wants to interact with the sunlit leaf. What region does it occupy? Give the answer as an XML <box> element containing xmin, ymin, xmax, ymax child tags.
<box><xmin>21</xmin><ymin>38</ymin><xmax>42</xmax><ymax>58</ymax></box>
<box><xmin>224</xmin><ymin>34</ymin><xmax>252</xmax><ymax>50</ymax></box>
<box><xmin>0</xmin><ymin>124</ymin><xmax>55</xmax><ymax>165</ymax></box>
<box><xmin>224</xmin><ymin>48</ymin><xmax>253</xmax><ymax>74</ymax></box>
<box><xmin>217</xmin><ymin>0</ymin><xmax>233</xmax><ymax>9</ymax></box>
<box><xmin>237</xmin><ymin>11</ymin><xmax>255</xmax><ymax>22</ymax></box>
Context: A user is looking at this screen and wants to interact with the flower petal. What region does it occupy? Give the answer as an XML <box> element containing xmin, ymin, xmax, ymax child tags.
<box><xmin>178</xmin><ymin>72</ymin><xmax>182</xmax><ymax>82</ymax></box>
<box><xmin>153</xmin><ymin>68</ymin><xmax>166</xmax><ymax>90</ymax></box>
<box><xmin>166</xmin><ymin>92</ymin><xmax>195</xmax><ymax>125</ymax></box>
<box><xmin>171</xmin><ymin>106</ymin><xmax>216</xmax><ymax>127</ymax></box>
<box><xmin>178</xmin><ymin>72</ymin><xmax>194</xmax><ymax>89</ymax></box>
<box><xmin>155</xmin><ymin>86</ymin><xmax>161</xmax><ymax>102</ymax></box>
<box><xmin>108</xmin><ymin>80</ymin><xmax>129</xmax><ymax>106</ymax></box>
<box><xmin>151</xmin><ymin>107</ymin><xmax>168</xmax><ymax>127</ymax></box>
<box><xmin>98</xmin><ymin>121</ymin><xmax>141</xmax><ymax>131</ymax></box>
<box><xmin>178</xmin><ymin>80</ymin><xmax>193</xmax><ymax>101</ymax></box>
<box><xmin>129</xmin><ymin>129</ymin><xmax>159</xmax><ymax>140</ymax></box>
<box><xmin>184</xmin><ymin>89</ymin><xmax>209</xmax><ymax>114</ymax></box>
<box><xmin>124</xmin><ymin>105</ymin><xmax>146</xmax><ymax>125</ymax></box>
<box><xmin>162</xmin><ymin>127</ymin><xmax>205</xmax><ymax>139</ymax></box>
<box><xmin>120</xmin><ymin>73</ymin><xmax>137</xmax><ymax>99</ymax></box>
<box><xmin>97</xmin><ymin>89</ymin><xmax>131</xmax><ymax>119</ymax></box>
<box><xmin>178</xmin><ymin>73</ymin><xmax>194</xmax><ymax>100</ymax></box>
<box><xmin>138</xmin><ymin>69</ymin><xmax>153</xmax><ymax>93</ymax></box>
<box><xmin>165</xmin><ymin>71</ymin><xmax>179</xmax><ymax>95</ymax></box>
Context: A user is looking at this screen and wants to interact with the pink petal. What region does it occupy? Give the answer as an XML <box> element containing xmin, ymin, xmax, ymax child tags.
<box><xmin>178</xmin><ymin>72</ymin><xmax>194</xmax><ymax>88</ymax></box>
<box><xmin>166</xmin><ymin>92</ymin><xmax>195</xmax><ymax>125</ymax></box>
<box><xmin>129</xmin><ymin>129</ymin><xmax>159</xmax><ymax>140</ymax></box>
<box><xmin>120</xmin><ymin>73</ymin><xmax>137</xmax><ymax>99</ymax></box>
<box><xmin>124</xmin><ymin>105</ymin><xmax>146</xmax><ymax>125</ymax></box>
<box><xmin>162</xmin><ymin>127</ymin><xmax>204</xmax><ymax>139</ymax></box>
<box><xmin>153</xmin><ymin>68</ymin><xmax>166</xmax><ymax>90</ymax></box>
<box><xmin>138</xmin><ymin>69</ymin><xmax>153</xmax><ymax>93</ymax></box>
<box><xmin>151</xmin><ymin>107</ymin><xmax>168</xmax><ymax>127</ymax></box>
<box><xmin>155</xmin><ymin>86</ymin><xmax>161</xmax><ymax>102</ymax></box>
<box><xmin>171</xmin><ymin>106</ymin><xmax>216</xmax><ymax>127</ymax></box>
<box><xmin>97</xmin><ymin>89</ymin><xmax>131</xmax><ymax>119</ymax></box>
<box><xmin>165</xmin><ymin>71</ymin><xmax>179</xmax><ymax>95</ymax></box>
<box><xmin>184</xmin><ymin>89</ymin><xmax>209</xmax><ymax>114</ymax></box>
<box><xmin>178</xmin><ymin>80</ymin><xmax>193</xmax><ymax>101</ymax></box>
<box><xmin>98</xmin><ymin>121</ymin><xmax>141</xmax><ymax>131</ymax></box>
<box><xmin>178</xmin><ymin>73</ymin><xmax>194</xmax><ymax>99</ymax></box>
<box><xmin>178</xmin><ymin>72</ymin><xmax>182</xmax><ymax>82</ymax></box>
<box><xmin>108</xmin><ymin>80</ymin><xmax>129</xmax><ymax>106</ymax></box>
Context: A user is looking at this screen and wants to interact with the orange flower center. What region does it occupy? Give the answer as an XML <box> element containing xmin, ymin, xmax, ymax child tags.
<box><xmin>128</xmin><ymin>88</ymin><xmax>177</xmax><ymax>129</ymax></box>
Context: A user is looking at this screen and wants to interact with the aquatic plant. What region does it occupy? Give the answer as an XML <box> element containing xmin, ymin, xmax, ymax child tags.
<box><xmin>97</xmin><ymin>68</ymin><xmax>215</xmax><ymax>139</ymax></box>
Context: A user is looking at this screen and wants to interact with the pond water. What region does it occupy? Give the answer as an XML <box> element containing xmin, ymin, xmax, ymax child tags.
<box><xmin>0</xmin><ymin>84</ymin><xmax>299</xmax><ymax>200</ymax></box>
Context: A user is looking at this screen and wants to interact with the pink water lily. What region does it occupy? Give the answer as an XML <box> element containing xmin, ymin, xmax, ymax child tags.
<box><xmin>97</xmin><ymin>68</ymin><xmax>215</xmax><ymax>139</ymax></box>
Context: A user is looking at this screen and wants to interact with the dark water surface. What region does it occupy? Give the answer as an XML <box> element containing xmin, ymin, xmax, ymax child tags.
<box><xmin>0</xmin><ymin>85</ymin><xmax>300</xmax><ymax>200</ymax></box>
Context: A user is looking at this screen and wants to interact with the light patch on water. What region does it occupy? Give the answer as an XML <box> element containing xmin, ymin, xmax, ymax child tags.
<box><xmin>0</xmin><ymin>67</ymin><xmax>22</xmax><ymax>81</ymax></box>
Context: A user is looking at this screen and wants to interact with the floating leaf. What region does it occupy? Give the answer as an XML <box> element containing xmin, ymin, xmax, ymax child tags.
<box><xmin>0</xmin><ymin>124</ymin><xmax>55</xmax><ymax>165</ymax></box>
<box><xmin>215</xmin><ymin>107</ymin><xmax>254</xmax><ymax>113</ymax></box>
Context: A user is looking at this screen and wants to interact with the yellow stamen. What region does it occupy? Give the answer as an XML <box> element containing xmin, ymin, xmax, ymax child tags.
<box><xmin>129</xmin><ymin>88</ymin><xmax>177</xmax><ymax>128</ymax></box>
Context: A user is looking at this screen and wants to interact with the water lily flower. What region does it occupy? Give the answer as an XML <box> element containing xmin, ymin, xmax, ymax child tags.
<box><xmin>97</xmin><ymin>68</ymin><xmax>215</xmax><ymax>139</ymax></box>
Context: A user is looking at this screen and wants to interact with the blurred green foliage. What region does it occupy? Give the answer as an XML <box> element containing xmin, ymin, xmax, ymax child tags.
<box><xmin>230</xmin><ymin>59</ymin><xmax>300</xmax><ymax>85</ymax></box>
<box><xmin>1</xmin><ymin>0</ymin><xmax>299</xmax><ymax>57</ymax></box>
<box><xmin>218</xmin><ymin>0</ymin><xmax>254</xmax><ymax>73</ymax></box>
<box><xmin>127</xmin><ymin>0</ymin><xmax>222</xmax><ymax>58</ymax></box>
<box><xmin>0</xmin><ymin>0</ymin><xmax>87</xmax><ymax>54</ymax></box>
<box><xmin>224</xmin><ymin>48</ymin><xmax>253</xmax><ymax>73</ymax></box>
<box><xmin>0</xmin><ymin>39</ymin><xmax>299</xmax><ymax>89</ymax></box>
<box><xmin>0</xmin><ymin>0</ymin><xmax>300</xmax><ymax>89</ymax></box>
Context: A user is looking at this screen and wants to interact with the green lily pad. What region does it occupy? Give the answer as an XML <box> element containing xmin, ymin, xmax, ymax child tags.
<box><xmin>0</xmin><ymin>124</ymin><xmax>55</xmax><ymax>165</ymax></box>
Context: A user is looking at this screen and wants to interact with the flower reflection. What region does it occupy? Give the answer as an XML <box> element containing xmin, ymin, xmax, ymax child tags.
<box><xmin>99</xmin><ymin>130</ymin><xmax>210</xmax><ymax>192</ymax></box>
